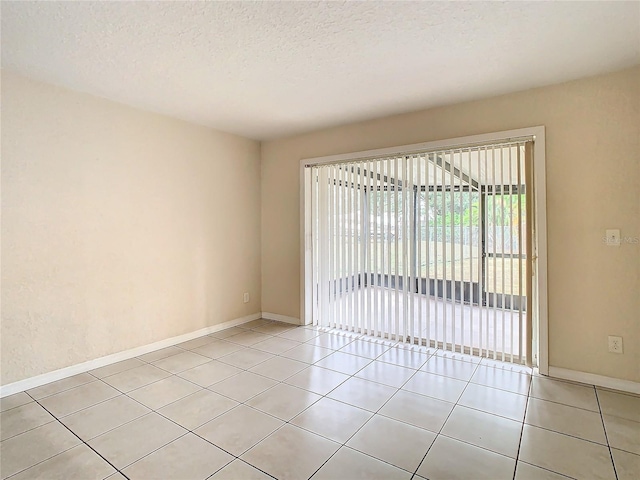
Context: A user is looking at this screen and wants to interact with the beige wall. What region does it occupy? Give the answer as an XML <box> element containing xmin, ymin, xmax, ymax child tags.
<box><xmin>1</xmin><ymin>71</ymin><xmax>262</xmax><ymax>385</ymax></box>
<box><xmin>261</xmin><ymin>66</ymin><xmax>640</xmax><ymax>382</ymax></box>
<box><xmin>2</xmin><ymin>66</ymin><xmax>638</xmax><ymax>386</ymax></box>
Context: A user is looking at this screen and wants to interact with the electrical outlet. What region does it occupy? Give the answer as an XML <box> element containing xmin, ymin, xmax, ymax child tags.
<box><xmin>608</xmin><ymin>335</ymin><xmax>623</xmax><ymax>354</ymax></box>
<box><xmin>243</xmin><ymin>292</ymin><xmax>250</xmax><ymax>304</ymax></box>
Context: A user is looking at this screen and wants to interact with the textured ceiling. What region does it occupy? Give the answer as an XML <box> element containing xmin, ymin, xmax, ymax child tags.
<box><xmin>2</xmin><ymin>1</ymin><xmax>639</xmax><ymax>140</ymax></box>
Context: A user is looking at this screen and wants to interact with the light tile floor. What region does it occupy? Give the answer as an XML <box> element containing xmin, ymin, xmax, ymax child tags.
<box><xmin>1</xmin><ymin>319</ymin><xmax>638</xmax><ymax>480</ymax></box>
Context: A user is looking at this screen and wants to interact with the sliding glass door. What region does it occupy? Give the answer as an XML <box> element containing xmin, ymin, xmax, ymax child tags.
<box><xmin>306</xmin><ymin>140</ymin><xmax>532</xmax><ymax>364</ymax></box>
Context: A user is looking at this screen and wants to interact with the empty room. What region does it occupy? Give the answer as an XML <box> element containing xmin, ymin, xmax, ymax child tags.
<box><xmin>1</xmin><ymin>1</ymin><xmax>639</xmax><ymax>480</ymax></box>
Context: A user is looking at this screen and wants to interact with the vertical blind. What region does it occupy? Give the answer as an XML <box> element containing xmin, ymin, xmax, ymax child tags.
<box><xmin>308</xmin><ymin>140</ymin><xmax>533</xmax><ymax>364</ymax></box>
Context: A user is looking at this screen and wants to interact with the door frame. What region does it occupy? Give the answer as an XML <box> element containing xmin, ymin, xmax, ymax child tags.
<box><xmin>300</xmin><ymin>126</ymin><xmax>548</xmax><ymax>373</ymax></box>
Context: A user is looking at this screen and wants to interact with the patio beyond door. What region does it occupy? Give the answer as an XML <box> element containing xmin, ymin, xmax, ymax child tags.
<box><xmin>305</xmin><ymin>139</ymin><xmax>534</xmax><ymax>365</ymax></box>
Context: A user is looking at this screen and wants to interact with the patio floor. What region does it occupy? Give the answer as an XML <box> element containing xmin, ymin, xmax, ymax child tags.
<box><xmin>318</xmin><ymin>287</ymin><xmax>527</xmax><ymax>362</ymax></box>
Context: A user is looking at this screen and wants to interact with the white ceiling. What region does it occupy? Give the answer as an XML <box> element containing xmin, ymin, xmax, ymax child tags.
<box><xmin>2</xmin><ymin>1</ymin><xmax>639</xmax><ymax>140</ymax></box>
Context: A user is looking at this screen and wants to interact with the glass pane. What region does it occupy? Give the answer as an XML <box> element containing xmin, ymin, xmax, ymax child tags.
<box><xmin>485</xmin><ymin>193</ymin><xmax>526</xmax><ymax>295</ymax></box>
<box><xmin>420</xmin><ymin>190</ymin><xmax>480</xmax><ymax>283</ymax></box>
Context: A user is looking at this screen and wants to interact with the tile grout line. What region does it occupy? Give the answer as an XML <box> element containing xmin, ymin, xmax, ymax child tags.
<box><xmin>9</xmin><ymin>324</ymin><xmax>577</xmax><ymax>480</ymax></box>
<box><xmin>189</xmin><ymin>353</ymin><xmax>369</xmax><ymax>480</ymax></box>
<box><xmin>94</xmin><ymin>328</ymin><xmax>302</xmax><ymax>401</ymax></box>
<box><xmin>11</xmin><ymin>390</ymin><xmax>134</xmax><ymax>480</ymax></box>
<box><xmin>510</xmin><ymin>368</ymin><xmax>611</xmax><ymax>479</ymax></box>
<box><xmin>203</xmin><ymin>459</ymin><xmax>277</xmax><ymax>480</ymax></box>
<box><xmin>511</xmin><ymin>374</ymin><xmax>532</xmax><ymax>480</ymax></box>
<box><xmin>68</xmin><ymin>329</ymin><xmax>499</xmax><ymax>477</ymax></box>
<box><xmin>233</xmin><ymin>334</ymin><xmax>435</xmax><ymax>478</ymax></box>
<box><xmin>514</xmin><ymin>423</ymin><xmax>616</xmax><ymax>449</ymax></box>
<box><xmin>410</xmin><ymin>357</ymin><xmax>483</xmax><ymax>479</ymax></box>
<box><xmin>18</xmin><ymin>324</ymin><xmax>630</xmax><ymax>479</ymax></box>
<box><xmin>0</xmin><ymin>419</ymin><xmax>60</xmax><ymax>445</ymax></box>
<box><xmin>107</xmin><ymin>340</ymin><xmax>598</xmax><ymax>480</ymax></box>
<box><xmin>102</xmin><ymin>391</ymin><xmax>236</xmax><ymax>475</ymax></box>
<box><xmin>69</xmin><ymin>374</ymin><xmax>239</xmax><ymax>478</ymax></box>
<box><xmin>1</xmin><ymin>438</ymin><xmax>86</xmax><ymax>480</ymax></box>
<box><xmin>25</xmin><ymin>376</ymin><xmax>98</xmax><ymax>403</ymax></box>
<box><xmin>14</xmin><ymin>335</ymin><xmax>426</xmax><ymax>410</ymax></box>
<box><xmin>58</xmin><ymin>370</ymin><xmax>251</xmax><ymax>477</ymax></box>
<box><xmin>6</xmin><ymin>347</ymin><xmax>414</xmax><ymax>480</ymax></box>
<box><xmin>26</xmin><ymin>361</ymin><xmax>262</xmax><ymax>479</ymax></box>
<box><xmin>121</xmin><ymin>328</ymin><xmax>355</xmax><ymax>413</ymax></box>
<box><xmin>4</xmin><ymin>325</ymin><xmax>360</xmax><ymax>480</ymax></box>
<box><xmin>513</xmin><ymin>380</ymin><xmax>619</xmax><ymax>479</ymax></box>
<box><xmin>526</xmin><ymin>395</ymin><xmax>608</xmax><ymax>414</ymax></box>
<box><xmin>296</xmin><ymin>350</ymin><xmax>434</xmax><ymax>431</ymax></box>
<box><xmin>81</xmin><ymin>332</ymin><xmax>363</xmax><ymax>479</ymax></box>
<box><xmin>322</xmin><ymin>349</ymin><xmax>442</xmax><ymax>477</ymax></box>
<box><xmin>594</xmin><ymin>387</ymin><xmax>619</xmax><ymax>480</ymax></box>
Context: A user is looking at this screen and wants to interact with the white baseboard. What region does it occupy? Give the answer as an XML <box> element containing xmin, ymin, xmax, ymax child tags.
<box><xmin>0</xmin><ymin>312</ymin><xmax>262</xmax><ymax>398</ymax></box>
<box><xmin>261</xmin><ymin>312</ymin><xmax>301</xmax><ymax>325</ymax></box>
<box><xmin>548</xmin><ymin>366</ymin><xmax>640</xmax><ymax>395</ymax></box>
